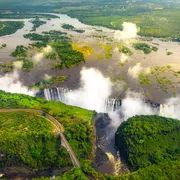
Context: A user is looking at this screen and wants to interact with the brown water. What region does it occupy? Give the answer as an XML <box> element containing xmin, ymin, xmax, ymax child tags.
<box><xmin>0</xmin><ymin>13</ymin><xmax>180</xmax><ymax>176</ymax></box>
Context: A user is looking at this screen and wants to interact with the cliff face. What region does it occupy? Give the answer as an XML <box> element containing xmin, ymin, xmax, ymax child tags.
<box><xmin>93</xmin><ymin>113</ymin><xmax>111</xmax><ymax>167</ymax></box>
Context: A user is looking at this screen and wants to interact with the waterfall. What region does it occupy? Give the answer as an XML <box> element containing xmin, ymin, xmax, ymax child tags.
<box><xmin>160</xmin><ymin>104</ymin><xmax>168</xmax><ymax>116</ymax></box>
<box><xmin>44</xmin><ymin>87</ymin><xmax>70</xmax><ymax>104</ymax></box>
<box><xmin>44</xmin><ymin>87</ymin><xmax>166</xmax><ymax>116</ymax></box>
<box><xmin>44</xmin><ymin>87</ymin><xmax>122</xmax><ymax>112</ymax></box>
<box><xmin>105</xmin><ymin>98</ymin><xmax>122</xmax><ymax>112</ymax></box>
<box><xmin>44</xmin><ymin>88</ymin><xmax>51</xmax><ymax>100</ymax></box>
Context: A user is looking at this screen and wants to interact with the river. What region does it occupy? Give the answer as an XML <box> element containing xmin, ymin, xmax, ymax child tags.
<box><xmin>0</xmin><ymin>12</ymin><xmax>180</xmax><ymax>175</ymax></box>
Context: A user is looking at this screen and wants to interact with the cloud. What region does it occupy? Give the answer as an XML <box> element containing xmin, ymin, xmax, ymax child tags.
<box><xmin>163</xmin><ymin>96</ymin><xmax>180</xmax><ymax>120</ymax></box>
<box><xmin>119</xmin><ymin>53</ymin><xmax>128</xmax><ymax>63</ymax></box>
<box><xmin>114</xmin><ymin>22</ymin><xmax>139</xmax><ymax>42</ymax></box>
<box><xmin>33</xmin><ymin>53</ymin><xmax>44</xmax><ymax>63</ymax></box>
<box><xmin>120</xmin><ymin>91</ymin><xmax>157</xmax><ymax>121</ymax></box>
<box><xmin>0</xmin><ymin>62</ymin><xmax>36</xmax><ymax>96</ymax></box>
<box><xmin>32</xmin><ymin>45</ymin><xmax>53</xmax><ymax>63</ymax></box>
<box><xmin>44</xmin><ymin>74</ymin><xmax>52</xmax><ymax>80</ymax></box>
<box><xmin>13</xmin><ymin>61</ymin><xmax>23</xmax><ymax>69</ymax></box>
<box><xmin>43</xmin><ymin>45</ymin><xmax>53</xmax><ymax>54</ymax></box>
<box><xmin>118</xmin><ymin>91</ymin><xmax>180</xmax><ymax>122</ymax></box>
<box><xmin>128</xmin><ymin>63</ymin><xmax>151</xmax><ymax>79</ymax></box>
<box><xmin>65</xmin><ymin>67</ymin><xmax>112</xmax><ymax>112</ymax></box>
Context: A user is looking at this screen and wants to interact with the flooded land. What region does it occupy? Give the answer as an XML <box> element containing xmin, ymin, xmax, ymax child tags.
<box><xmin>0</xmin><ymin>13</ymin><xmax>179</xmax><ymax>104</ymax></box>
<box><xmin>1</xmin><ymin>13</ymin><xmax>180</xmax><ymax>176</ymax></box>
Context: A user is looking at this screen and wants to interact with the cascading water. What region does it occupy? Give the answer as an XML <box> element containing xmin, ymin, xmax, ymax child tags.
<box><xmin>43</xmin><ymin>86</ymin><xmax>170</xmax><ymax>175</ymax></box>
<box><xmin>44</xmin><ymin>88</ymin><xmax>169</xmax><ymax>117</ymax></box>
<box><xmin>105</xmin><ymin>98</ymin><xmax>122</xmax><ymax>112</ymax></box>
<box><xmin>44</xmin><ymin>87</ymin><xmax>122</xmax><ymax>113</ymax></box>
<box><xmin>44</xmin><ymin>87</ymin><xmax>70</xmax><ymax>104</ymax></box>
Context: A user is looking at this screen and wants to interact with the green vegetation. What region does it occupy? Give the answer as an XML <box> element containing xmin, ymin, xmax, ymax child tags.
<box><xmin>98</xmin><ymin>43</ymin><xmax>113</xmax><ymax>59</ymax></box>
<box><xmin>10</xmin><ymin>29</ymin><xmax>85</xmax><ymax>70</ymax></box>
<box><xmin>0</xmin><ymin>21</ymin><xmax>24</xmax><ymax>36</ymax></box>
<box><xmin>173</xmin><ymin>37</ymin><xmax>180</xmax><ymax>42</ymax></box>
<box><xmin>30</xmin><ymin>42</ymin><xmax>47</xmax><ymax>48</ymax></box>
<box><xmin>119</xmin><ymin>46</ymin><xmax>133</xmax><ymax>56</ymax></box>
<box><xmin>32</xmin><ymin>76</ymin><xmax>68</xmax><ymax>89</ymax></box>
<box><xmin>82</xmin><ymin>160</ymin><xmax>180</xmax><ymax>180</ymax></box>
<box><xmin>64</xmin><ymin>5</ymin><xmax>180</xmax><ymax>39</ymax></box>
<box><xmin>62</xmin><ymin>24</ymin><xmax>74</xmax><ymax>30</ymax></box>
<box><xmin>0</xmin><ymin>43</ymin><xmax>7</xmax><ymax>49</ymax></box>
<box><xmin>0</xmin><ymin>62</ymin><xmax>14</xmax><ymax>73</ymax></box>
<box><xmin>0</xmin><ymin>111</ymin><xmax>71</xmax><ymax>170</ymax></box>
<box><xmin>0</xmin><ymin>90</ymin><xmax>94</xmax><ymax>166</ymax></box>
<box><xmin>32</xmin><ymin>161</ymin><xmax>180</xmax><ymax>180</ymax></box>
<box><xmin>24</xmin><ymin>33</ymin><xmax>50</xmax><ymax>42</ymax></box>
<box><xmin>152</xmin><ymin>46</ymin><xmax>158</xmax><ymax>52</ymax></box>
<box><xmin>167</xmin><ymin>51</ymin><xmax>173</xmax><ymax>56</ymax></box>
<box><xmin>24</xmin><ymin>30</ymin><xmax>85</xmax><ymax>68</ymax></box>
<box><xmin>16</xmin><ymin>58</ymin><xmax>34</xmax><ymax>72</ymax></box>
<box><xmin>32</xmin><ymin>167</ymin><xmax>88</xmax><ymax>180</ymax></box>
<box><xmin>122</xmin><ymin>161</ymin><xmax>180</xmax><ymax>180</ymax></box>
<box><xmin>0</xmin><ymin>24</ymin><xmax>5</xmax><ymax>30</ymax></box>
<box><xmin>96</xmin><ymin>54</ymin><xmax>104</xmax><ymax>60</ymax></box>
<box><xmin>151</xmin><ymin>65</ymin><xmax>178</xmax><ymax>95</ymax></box>
<box><xmin>133</xmin><ymin>43</ymin><xmax>152</xmax><ymax>54</ymax></box>
<box><xmin>11</xmin><ymin>45</ymin><xmax>28</xmax><ymax>57</ymax></box>
<box><xmin>24</xmin><ymin>30</ymin><xmax>68</xmax><ymax>42</ymax></box>
<box><xmin>115</xmin><ymin>115</ymin><xmax>180</xmax><ymax>170</ymax></box>
<box><xmin>0</xmin><ymin>1</ymin><xmax>179</xmax><ymax>39</ymax></box>
<box><xmin>0</xmin><ymin>13</ymin><xmax>58</xmax><ymax>19</ymax></box>
<box><xmin>72</xmin><ymin>42</ymin><xmax>94</xmax><ymax>57</ymax></box>
<box><xmin>62</xmin><ymin>23</ymin><xmax>85</xmax><ymax>33</ymax></box>
<box><xmin>31</xmin><ymin>17</ymin><xmax>46</xmax><ymax>31</ymax></box>
<box><xmin>58</xmin><ymin>167</ymin><xmax>88</xmax><ymax>180</ymax></box>
<box><xmin>45</xmin><ymin>52</ymin><xmax>57</xmax><ymax>60</ymax></box>
<box><xmin>139</xmin><ymin>73</ymin><xmax>151</xmax><ymax>85</ymax></box>
<box><xmin>52</xmin><ymin>42</ymin><xmax>85</xmax><ymax>69</ymax></box>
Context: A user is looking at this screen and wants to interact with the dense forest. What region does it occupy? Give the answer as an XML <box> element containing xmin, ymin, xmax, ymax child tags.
<box><xmin>0</xmin><ymin>0</ymin><xmax>180</xmax><ymax>179</ymax></box>
<box><xmin>11</xmin><ymin>45</ymin><xmax>28</xmax><ymax>57</ymax></box>
<box><xmin>0</xmin><ymin>91</ymin><xmax>94</xmax><ymax>168</ymax></box>
<box><xmin>24</xmin><ymin>30</ymin><xmax>85</xmax><ymax>68</ymax></box>
<box><xmin>31</xmin><ymin>17</ymin><xmax>47</xmax><ymax>31</ymax></box>
<box><xmin>115</xmin><ymin>115</ymin><xmax>180</xmax><ymax>170</ymax></box>
<box><xmin>0</xmin><ymin>1</ymin><xmax>179</xmax><ymax>39</ymax></box>
<box><xmin>0</xmin><ymin>90</ymin><xmax>179</xmax><ymax>179</ymax></box>
<box><xmin>0</xmin><ymin>21</ymin><xmax>24</xmax><ymax>36</ymax></box>
<box><xmin>0</xmin><ymin>112</ymin><xmax>71</xmax><ymax>170</ymax></box>
<box><xmin>62</xmin><ymin>23</ymin><xmax>85</xmax><ymax>33</ymax></box>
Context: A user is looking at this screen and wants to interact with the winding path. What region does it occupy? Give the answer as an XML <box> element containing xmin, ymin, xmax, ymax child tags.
<box><xmin>0</xmin><ymin>108</ymin><xmax>80</xmax><ymax>167</ymax></box>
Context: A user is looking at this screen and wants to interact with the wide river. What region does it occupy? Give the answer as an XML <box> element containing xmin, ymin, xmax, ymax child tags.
<box><xmin>0</xmin><ymin>13</ymin><xmax>180</xmax><ymax>175</ymax></box>
<box><xmin>0</xmin><ymin>13</ymin><xmax>179</xmax><ymax>104</ymax></box>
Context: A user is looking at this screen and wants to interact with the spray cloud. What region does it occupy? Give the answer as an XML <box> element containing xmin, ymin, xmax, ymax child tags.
<box><xmin>128</xmin><ymin>63</ymin><xmax>151</xmax><ymax>79</ymax></box>
<box><xmin>114</xmin><ymin>22</ymin><xmax>139</xmax><ymax>42</ymax></box>
<box><xmin>118</xmin><ymin>91</ymin><xmax>180</xmax><ymax>122</ymax></box>
<box><xmin>66</xmin><ymin>67</ymin><xmax>112</xmax><ymax>112</ymax></box>
<box><xmin>119</xmin><ymin>53</ymin><xmax>128</xmax><ymax>63</ymax></box>
<box><xmin>120</xmin><ymin>91</ymin><xmax>157</xmax><ymax>121</ymax></box>
<box><xmin>0</xmin><ymin>61</ymin><xmax>36</xmax><ymax>96</ymax></box>
<box><xmin>164</xmin><ymin>96</ymin><xmax>180</xmax><ymax>120</ymax></box>
<box><xmin>33</xmin><ymin>45</ymin><xmax>53</xmax><ymax>63</ymax></box>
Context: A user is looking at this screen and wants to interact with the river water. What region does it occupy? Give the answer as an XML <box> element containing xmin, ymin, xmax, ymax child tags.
<box><xmin>0</xmin><ymin>12</ymin><xmax>180</xmax><ymax>175</ymax></box>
